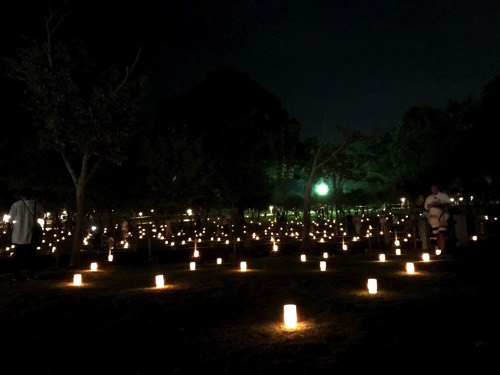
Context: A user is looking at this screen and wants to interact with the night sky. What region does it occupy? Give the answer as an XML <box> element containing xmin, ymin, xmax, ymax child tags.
<box><xmin>3</xmin><ymin>0</ymin><xmax>500</xmax><ymax>140</ymax></box>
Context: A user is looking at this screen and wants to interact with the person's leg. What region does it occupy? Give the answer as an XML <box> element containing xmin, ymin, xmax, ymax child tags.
<box><xmin>26</xmin><ymin>244</ymin><xmax>37</xmax><ymax>279</ymax></box>
<box><xmin>436</xmin><ymin>230</ymin><xmax>447</xmax><ymax>252</ymax></box>
<box><xmin>13</xmin><ymin>244</ymin><xmax>27</xmax><ymax>280</ymax></box>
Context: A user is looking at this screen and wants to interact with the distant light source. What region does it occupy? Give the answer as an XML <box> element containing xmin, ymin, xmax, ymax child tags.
<box><xmin>283</xmin><ymin>304</ymin><xmax>297</xmax><ymax>329</ymax></box>
<box><xmin>422</xmin><ymin>253</ymin><xmax>430</xmax><ymax>262</ymax></box>
<box><xmin>323</xmin><ymin>252</ymin><xmax>328</xmax><ymax>258</ymax></box>
<box><xmin>320</xmin><ymin>261</ymin><xmax>327</xmax><ymax>271</ymax></box>
<box><xmin>216</xmin><ymin>257</ymin><xmax>222</xmax><ymax>265</ymax></box>
<box><xmin>108</xmin><ymin>254</ymin><xmax>114</xmax><ymax>262</ymax></box>
<box><xmin>300</xmin><ymin>254</ymin><xmax>306</xmax><ymax>262</ymax></box>
<box><xmin>190</xmin><ymin>261</ymin><xmax>196</xmax><ymax>271</ymax></box>
<box><xmin>90</xmin><ymin>262</ymin><xmax>98</xmax><ymax>271</ymax></box>
<box><xmin>314</xmin><ymin>182</ymin><xmax>329</xmax><ymax>196</ymax></box>
<box><xmin>379</xmin><ymin>253</ymin><xmax>386</xmax><ymax>262</ymax></box>
<box><xmin>240</xmin><ymin>261</ymin><xmax>247</xmax><ymax>272</ymax></box>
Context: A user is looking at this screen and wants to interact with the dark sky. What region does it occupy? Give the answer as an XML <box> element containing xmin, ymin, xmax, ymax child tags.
<box><xmin>4</xmin><ymin>0</ymin><xmax>500</xmax><ymax>140</ymax></box>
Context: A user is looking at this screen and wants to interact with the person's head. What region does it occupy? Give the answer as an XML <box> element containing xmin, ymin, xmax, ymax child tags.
<box><xmin>18</xmin><ymin>186</ymin><xmax>34</xmax><ymax>199</ymax></box>
<box><xmin>430</xmin><ymin>184</ymin><xmax>440</xmax><ymax>195</ymax></box>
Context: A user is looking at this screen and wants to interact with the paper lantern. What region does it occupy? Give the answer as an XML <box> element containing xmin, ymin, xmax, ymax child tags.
<box><xmin>73</xmin><ymin>274</ymin><xmax>82</xmax><ymax>286</ymax></box>
<box><xmin>216</xmin><ymin>257</ymin><xmax>222</xmax><ymax>265</ymax></box>
<box><xmin>193</xmin><ymin>250</ymin><xmax>199</xmax><ymax>258</ymax></box>
<box><xmin>300</xmin><ymin>254</ymin><xmax>306</xmax><ymax>262</ymax></box>
<box><xmin>367</xmin><ymin>278</ymin><xmax>378</xmax><ymax>294</ymax></box>
<box><xmin>422</xmin><ymin>253</ymin><xmax>430</xmax><ymax>262</ymax></box>
<box><xmin>323</xmin><ymin>252</ymin><xmax>328</xmax><ymax>258</ymax></box>
<box><xmin>283</xmin><ymin>304</ymin><xmax>297</xmax><ymax>328</ymax></box>
<box><xmin>155</xmin><ymin>274</ymin><xmax>165</xmax><ymax>288</ymax></box>
<box><xmin>240</xmin><ymin>261</ymin><xmax>247</xmax><ymax>272</ymax></box>
<box><xmin>320</xmin><ymin>261</ymin><xmax>327</xmax><ymax>271</ymax></box>
<box><xmin>395</xmin><ymin>248</ymin><xmax>401</xmax><ymax>255</ymax></box>
<box><xmin>190</xmin><ymin>261</ymin><xmax>196</xmax><ymax>271</ymax></box>
<box><xmin>435</xmin><ymin>249</ymin><xmax>442</xmax><ymax>256</ymax></box>
<box><xmin>379</xmin><ymin>253</ymin><xmax>386</xmax><ymax>262</ymax></box>
<box><xmin>90</xmin><ymin>262</ymin><xmax>98</xmax><ymax>271</ymax></box>
<box><xmin>108</xmin><ymin>254</ymin><xmax>114</xmax><ymax>262</ymax></box>
<box><xmin>406</xmin><ymin>262</ymin><xmax>415</xmax><ymax>274</ymax></box>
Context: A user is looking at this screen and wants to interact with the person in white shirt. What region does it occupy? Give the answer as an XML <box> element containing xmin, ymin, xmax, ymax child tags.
<box><xmin>8</xmin><ymin>187</ymin><xmax>44</xmax><ymax>281</ymax></box>
<box><xmin>424</xmin><ymin>184</ymin><xmax>451</xmax><ymax>253</ymax></box>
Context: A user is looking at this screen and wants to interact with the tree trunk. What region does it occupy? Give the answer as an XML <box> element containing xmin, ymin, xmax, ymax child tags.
<box><xmin>70</xmin><ymin>184</ymin><xmax>86</xmax><ymax>269</ymax></box>
<box><xmin>300</xmin><ymin>178</ymin><xmax>314</xmax><ymax>253</ymax></box>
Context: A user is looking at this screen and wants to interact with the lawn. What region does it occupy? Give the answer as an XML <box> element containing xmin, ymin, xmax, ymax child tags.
<box><xmin>0</xmin><ymin>243</ymin><xmax>498</xmax><ymax>375</ymax></box>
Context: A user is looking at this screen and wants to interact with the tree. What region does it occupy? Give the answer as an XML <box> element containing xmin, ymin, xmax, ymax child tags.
<box><xmin>4</xmin><ymin>5</ymin><xmax>147</xmax><ymax>268</ymax></box>
<box><xmin>300</xmin><ymin>124</ymin><xmax>363</xmax><ymax>253</ymax></box>
<box><xmin>154</xmin><ymin>68</ymin><xmax>297</xmax><ymax>229</ymax></box>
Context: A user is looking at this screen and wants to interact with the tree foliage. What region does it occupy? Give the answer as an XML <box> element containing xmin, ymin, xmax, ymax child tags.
<box><xmin>4</xmin><ymin>4</ymin><xmax>147</xmax><ymax>267</ymax></box>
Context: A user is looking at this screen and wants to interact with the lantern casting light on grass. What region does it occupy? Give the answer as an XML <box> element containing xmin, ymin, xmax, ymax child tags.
<box><xmin>240</xmin><ymin>261</ymin><xmax>247</xmax><ymax>272</ymax></box>
<box><xmin>73</xmin><ymin>274</ymin><xmax>82</xmax><ymax>286</ymax></box>
<box><xmin>283</xmin><ymin>304</ymin><xmax>297</xmax><ymax>329</ymax></box>
<box><xmin>320</xmin><ymin>261</ymin><xmax>326</xmax><ymax>271</ymax></box>
<box><xmin>406</xmin><ymin>262</ymin><xmax>415</xmax><ymax>274</ymax></box>
<box><xmin>155</xmin><ymin>275</ymin><xmax>165</xmax><ymax>288</ymax></box>
<box><xmin>367</xmin><ymin>278</ymin><xmax>378</xmax><ymax>294</ymax></box>
<box><xmin>90</xmin><ymin>262</ymin><xmax>98</xmax><ymax>271</ymax></box>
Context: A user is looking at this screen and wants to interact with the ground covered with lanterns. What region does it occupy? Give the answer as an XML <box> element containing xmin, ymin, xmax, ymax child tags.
<box><xmin>0</xmin><ymin>236</ymin><xmax>498</xmax><ymax>374</ymax></box>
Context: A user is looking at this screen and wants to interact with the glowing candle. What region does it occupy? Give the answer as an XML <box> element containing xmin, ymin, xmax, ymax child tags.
<box><xmin>283</xmin><ymin>304</ymin><xmax>297</xmax><ymax>329</ymax></box>
<box><xmin>406</xmin><ymin>262</ymin><xmax>415</xmax><ymax>274</ymax></box>
<box><xmin>73</xmin><ymin>274</ymin><xmax>82</xmax><ymax>286</ymax></box>
<box><xmin>367</xmin><ymin>278</ymin><xmax>378</xmax><ymax>294</ymax></box>
<box><xmin>155</xmin><ymin>274</ymin><xmax>164</xmax><ymax>288</ymax></box>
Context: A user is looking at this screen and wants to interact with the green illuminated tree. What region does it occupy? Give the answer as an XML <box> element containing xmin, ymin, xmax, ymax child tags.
<box><xmin>299</xmin><ymin>124</ymin><xmax>363</xmax><ymax>253</ymax></box>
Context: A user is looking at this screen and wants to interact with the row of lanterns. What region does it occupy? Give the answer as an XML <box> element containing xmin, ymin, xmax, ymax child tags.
<box><xmin>72</xmin><ymin>251</ymin><xmax>436</xmax><ymax>329</ymax></box>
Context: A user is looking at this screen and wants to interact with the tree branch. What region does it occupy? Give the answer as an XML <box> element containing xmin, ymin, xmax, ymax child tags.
<box><xmin>113</xmin><ymin>47</ymin><xmax>143</xmax><ymax>95</ymax></box>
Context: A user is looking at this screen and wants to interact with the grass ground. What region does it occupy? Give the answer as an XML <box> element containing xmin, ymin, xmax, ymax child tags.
<box><xmin>0</xmin><ymin>243</ymin><xmax>498</xmax><ymax>375</ymax></box>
